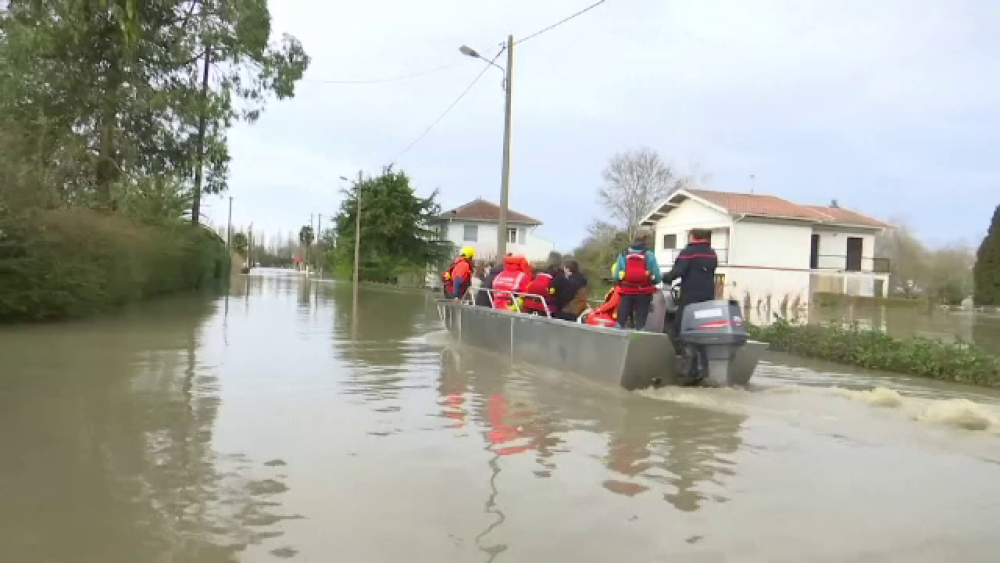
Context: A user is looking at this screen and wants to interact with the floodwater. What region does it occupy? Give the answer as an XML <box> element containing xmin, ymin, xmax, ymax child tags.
<box><xmin>810</xmin><ymin>303</ymin><xmax>1000</xmax><ymax>356</ymax></box>
<box><xmin>1</xmin><ymin>270</ymin><xmax>999</xmax><ymax>563</ymax></box>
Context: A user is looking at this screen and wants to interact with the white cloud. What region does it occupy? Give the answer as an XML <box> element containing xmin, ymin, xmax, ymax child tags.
<box><xmin>205</xmin><ymin>0</ymin><xmax>1000</xmax><ymax>252</ymax></box>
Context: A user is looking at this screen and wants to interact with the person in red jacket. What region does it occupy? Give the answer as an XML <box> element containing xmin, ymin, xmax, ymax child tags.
<box><xmin>441</xmin><ymin>246</ymin><xmax>475</xmax><ymax>299</ymax></box>
<box><xmin>523</xmin><ymin>264</ymin><xmax>559</xmax><ymax>316</ymax></box>
<box><xmin>492</xmin><ymin>255</ymin><xmax>532</xmax><ymax>310</ymax></box>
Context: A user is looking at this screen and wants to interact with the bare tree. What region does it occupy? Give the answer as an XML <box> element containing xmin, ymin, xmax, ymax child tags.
<box><xmin>876</xmin><ymin>220</ymin><xmax>928</xmax><ymax>296</ymax></box>
<box><xmin>598</xmin><ymin>148</ymin><xmax>684</xmax><ymax>239</ymax></box>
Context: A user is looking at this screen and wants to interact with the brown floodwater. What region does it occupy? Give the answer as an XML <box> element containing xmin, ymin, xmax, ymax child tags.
<box><xmin>2</xmin><ymin>269</ymin><xmax>999</xmax><ymax>562</ymax></box>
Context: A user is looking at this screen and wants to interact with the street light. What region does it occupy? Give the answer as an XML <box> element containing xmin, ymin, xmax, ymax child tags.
<box><xmin>459</xmin><ymin>36</ymin><xmax>514</xmax><ymax>259</ymax></box>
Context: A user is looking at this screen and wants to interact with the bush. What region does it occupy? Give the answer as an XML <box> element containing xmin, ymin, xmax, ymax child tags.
<box><xmin>748</xmin><ymin>319</ymin><xmax>1000</xmax><ymax>388</ymax></box>
<box><xmin>0</xmin><ymin>209</ymin><xmax>229</xmax><ymax>320</ymax></box>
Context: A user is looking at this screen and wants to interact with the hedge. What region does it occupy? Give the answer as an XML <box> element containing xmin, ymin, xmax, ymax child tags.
<box><xmin>0</xmin><ymin>209</ymin><xmax>229</xmax><ymax>320</ymax></box>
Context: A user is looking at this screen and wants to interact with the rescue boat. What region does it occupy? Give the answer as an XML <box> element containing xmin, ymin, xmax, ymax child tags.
<box><xmin>435</xmin><ymin>288</ymin><xmax>767</xmax><ymax>390</ymax></box>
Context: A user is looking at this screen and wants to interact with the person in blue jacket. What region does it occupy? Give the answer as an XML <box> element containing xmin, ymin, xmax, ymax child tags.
<box><xmin>611</xmin><ymin>236</ymin><xmax>662</xmax><ymax>330</ymax></box>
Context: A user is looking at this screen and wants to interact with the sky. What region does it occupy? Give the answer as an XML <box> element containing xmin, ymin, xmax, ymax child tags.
<box><xmin>203</xmin><ymin>0</ymin><xmax>1000</xmax><ymax>252</ymax></box>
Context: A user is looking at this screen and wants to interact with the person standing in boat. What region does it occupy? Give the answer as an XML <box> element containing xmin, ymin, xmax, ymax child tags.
<box><xmin>476</xmin><ymin>261</ymin><xmax>500</xmax><ymax>307</ymax></box>
<box><xmin>663</xmin><ymin>229</ymin><xmax>718</xmax><ymax>336</ymax></box>
<box><xmin>492</xmin><ymin>254</ymin><xmax>532</xmax><ymax>310</ymax></box>
<box><xmin>612</xmin><ymin>236</ymin><xmax>662</xmax><ymax>330</ymax></box>
<box><xmin>442</xmin><ymin>246</ymin><xmax>475</xmax><ymax>299</ymax></box>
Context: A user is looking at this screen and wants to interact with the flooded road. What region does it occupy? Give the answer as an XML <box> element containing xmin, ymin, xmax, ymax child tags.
<box><xmin>2</xmin><ymin>270</ymin><xmax>999</xmax><ymax>562</ymax></box>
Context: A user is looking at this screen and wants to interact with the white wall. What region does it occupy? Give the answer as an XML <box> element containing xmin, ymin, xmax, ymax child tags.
<box><xmin>720</xmin><ymin>267</ymin><xmax>811</xmax><ymax>324</ymax></box>
<box><xmin>813</xmin><ymin>228</ymin><xmax>877</xmax><ymax>272</ymax></box>
<box><xmin>443</xmin><ymin>221</ymin><xmax>553</xmax><ymax>262</ymax></box>
<box><xmin>651</xmin><ymin>198</ymin><xmax>733</xmax><ymax>267</ymax></box>
<box><xmin>732</xmin><ymin>220</ymin><xmax>813</xmax><ymax>269</ymax></box>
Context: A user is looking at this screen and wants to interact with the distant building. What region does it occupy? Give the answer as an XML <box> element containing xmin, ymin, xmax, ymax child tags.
<box><xmin>434</xmin><ymin>198</ymin><xmax>555</xmax><ymax>263</ymax></box>
<box><xmin>640</xmin><ymin>188</ymin><xmax>892</xmax><ymax>318</ymax></box>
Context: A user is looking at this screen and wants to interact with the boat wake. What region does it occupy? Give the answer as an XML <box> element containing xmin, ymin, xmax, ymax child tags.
<box><xmin>640</xmin><ymin>382</ymin><xmax>1000</xmax><ymax>436</ymax></box>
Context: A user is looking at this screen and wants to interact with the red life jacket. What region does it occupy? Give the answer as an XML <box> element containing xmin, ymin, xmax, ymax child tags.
<box><xmin>619</xmin><ymin>251</ymin><xmax>656</xmax><ymax>295</ymax></box>
<box><xmin>493</xmin><ymin>257</ymin><xmax>531</xmax><ymax>310</ymax></box>
<box><xmin>523</xmin><ymin>273</ymin><xmax>555</xmax><ymax>315</ymax></box>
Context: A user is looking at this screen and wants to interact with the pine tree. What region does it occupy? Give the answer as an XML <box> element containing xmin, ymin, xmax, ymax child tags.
<box><xmin>974</xmin><ymin>205</ymin><xmax>1000</xmax><ymax>306</ymax></box>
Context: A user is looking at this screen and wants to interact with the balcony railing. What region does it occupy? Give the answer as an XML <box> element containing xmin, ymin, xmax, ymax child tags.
<box><xmin>813</xmin><ymin>255</ymin><xmax>891</xmax><ymax>273</ymax></box>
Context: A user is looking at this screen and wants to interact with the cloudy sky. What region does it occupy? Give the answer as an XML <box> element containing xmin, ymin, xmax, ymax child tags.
<box><xmin>203</xmin><ymin>0</ymin><xmax>999</xmax><ymax>252</ymax></box>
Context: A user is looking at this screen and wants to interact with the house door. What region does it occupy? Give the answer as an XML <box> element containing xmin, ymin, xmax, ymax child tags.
<box><xmin>846</xmin><ymin>237</ymin><xmax>863</xmax><ymax>271</ymax></box>
<box><xmin>714</xmin><ymin>274</ymin><xmax>725</xmax><ymax>299</ymax></box>
<box><xmin>810</xmin><ymin>234</ymin><xmax>820</xmax><ymax>269</ymax></box>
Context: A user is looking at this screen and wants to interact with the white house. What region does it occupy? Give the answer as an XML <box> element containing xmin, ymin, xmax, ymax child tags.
<box><xmin>640</xmin><ymin>188</ymin><xmax>892</xmax><ymax>320</ymax></box>
<box><xmin>435</xmin><ymin>198</ymin><xmax>555</xmax><ymax>263</ymax></box>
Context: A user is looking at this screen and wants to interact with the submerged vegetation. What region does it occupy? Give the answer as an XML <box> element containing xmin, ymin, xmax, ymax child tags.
<box><xmin>749</xmin><ymin>318</ymin><xmax>1000</xmax><ymax>388</ymax></box>
<box><xmin>0</xmin><ymin>209</ymin><xmax>230</xmax><ymax>320</ymax></box>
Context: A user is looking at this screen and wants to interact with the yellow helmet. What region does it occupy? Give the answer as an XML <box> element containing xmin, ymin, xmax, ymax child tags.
<box><xmin>461</xmin><ymin>246</ymin><xmax>476</xmax><ymax>259</ymax></box>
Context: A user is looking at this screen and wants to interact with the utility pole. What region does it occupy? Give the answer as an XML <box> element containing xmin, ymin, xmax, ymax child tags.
<box><xmin>226</xmin><ymin>196</ymin><xmax>233</xmax><ymax>250</ymax></box>
<box><xmin>191</xmin><ymin>44</ymin><xmax>212</xmax><ymax>226</ymax></box>
<box><xmin>497</xmin><ymin>34</ymin><xmax>514</xmax><ymax>259</ymax></box>
<box><xmin>248</xmin><ymin>222</ymin><xmax>254</xmax><ymax>269</ymax></box>
<box><xmin>353</xmin><ymin>170</ymin><xmax>363</xmax><ymax>288</ymax></box>
<box><xmin>316</xmin><ymin>213</ymin><xmax>323</xmax><ymax>277</ymax></box>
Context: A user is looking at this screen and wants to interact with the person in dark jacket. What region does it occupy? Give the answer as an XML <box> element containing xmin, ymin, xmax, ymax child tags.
<box><xmin>554</xmin><ymin>260</ymin><xmax>589</xmax><ymax>320</ymax></box>
<box><xmin>476</xmin><ymin>262</ymin><xmax>501</xmax><ymax>307</ymax></box>
<box><xmin>663</xmin><ymin>229</ymin><xmax>718</xmax><ymax>336</ymax></box>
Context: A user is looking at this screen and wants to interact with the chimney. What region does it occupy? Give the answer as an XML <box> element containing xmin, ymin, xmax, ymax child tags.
<box><xmin>830</xmin><ymin>199</ymin><xmax>839</xmax><ymax>208</ymax></box>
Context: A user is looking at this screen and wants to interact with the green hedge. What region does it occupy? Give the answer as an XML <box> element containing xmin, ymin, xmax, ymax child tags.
<box><xmin>0</xmin><ymin>209</ymin><xmax>229</xmax><ymax>320</ymax></box>
<box><xmin>748</xmin><ymin>319</ymin><xmax>1000</xmax><ymax>388</ymax></box>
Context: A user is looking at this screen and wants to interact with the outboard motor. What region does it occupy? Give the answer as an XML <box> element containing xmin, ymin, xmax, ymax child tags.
<box><xmin>675</xmin><ymin>299</ymin><xmax>748</xmax><ymax>387</ymax></box>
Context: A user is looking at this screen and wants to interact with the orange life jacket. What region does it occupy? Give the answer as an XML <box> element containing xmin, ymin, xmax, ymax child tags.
<box><xmin>587</xmin><ymin>287</ymin><xmax>621</xmax><ymax>326</ymax></box>
<box><xmin>442</xmin><ymin>256</ymin><xmax>472</xmax><ymax>294</ymax></box>
<box><xmin>619</xmin><ymin>251</ymin><xmax>656</xmax><ymax>295</ymax></box>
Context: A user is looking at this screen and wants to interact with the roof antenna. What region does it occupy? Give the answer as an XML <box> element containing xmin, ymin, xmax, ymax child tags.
<box><xmin>750</xmin><ymin>174</ymin><xmax>755</xmax><ymax>194</ymax></box>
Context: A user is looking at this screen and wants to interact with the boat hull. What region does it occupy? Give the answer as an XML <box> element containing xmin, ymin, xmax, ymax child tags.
<box><xmin>436</xmin><ymin>300</ymin><xmax>766</xmax><ymax>390</ymax></box>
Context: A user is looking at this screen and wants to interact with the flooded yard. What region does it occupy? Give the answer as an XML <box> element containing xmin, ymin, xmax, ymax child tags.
<box><xmin>1</xmin><ymin>270</ymin><xmax>998</xmax><ymax>562</ymax></box>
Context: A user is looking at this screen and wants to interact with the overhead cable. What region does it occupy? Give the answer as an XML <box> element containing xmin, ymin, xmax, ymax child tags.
<box><xmin>518</xmin><ymin>0</ymin><xmax>608</xmax><ymax>45</ymax></box>
<box><xmin>306</xmin><ymin>62</ymin><xmax>461</xmax><ymax>85</ymax></box>
<box><xmin>389</xmin><ymin>50</ymin><xmax>504</xmax><ymax>164</ymax></box>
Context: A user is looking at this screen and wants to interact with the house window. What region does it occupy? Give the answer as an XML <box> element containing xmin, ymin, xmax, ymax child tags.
<box><xmin>463</xmin><ymin>224</ymin><xmax>478</xmax><ymax>242</ymax></box>
<box><xmin>662</xmin><ymin>234</ymin><xmax>677</xmax><ymax>250</ymax></box>
<box><xmin>507</xmin><ymin>228</ymin><xmax>518</xmax><ymax>244</ymax></box>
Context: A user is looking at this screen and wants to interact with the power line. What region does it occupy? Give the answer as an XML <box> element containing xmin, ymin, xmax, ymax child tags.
<box><xmin>519</xmin><ymin>0</ymin><xmax>608</xmax><ymax>45</ymax></box>
<box><xmin>389</xmin><ymin>50</ymin><xmax>504</xmax><ymax>164</ymax></box>
<box><xmin>304</xmin><ymin>62</ymin><xmax>461</xmax><ymax>85</ymax></box>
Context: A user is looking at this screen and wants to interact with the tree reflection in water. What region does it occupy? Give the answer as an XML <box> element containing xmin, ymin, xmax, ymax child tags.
<box><xmin>0</xmin><ymin>295</ymin><xmax>299</xmax><ymax>562</ymax></box>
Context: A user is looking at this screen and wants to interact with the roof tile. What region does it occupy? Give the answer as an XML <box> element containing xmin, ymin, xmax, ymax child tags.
<box><xmin>440</xmin><ymin>198</ymin><xmax>541</xmax><ymax>225</ymax></box>
<box><xmin>685</xmin><ymin>189</ymin><xmax>888</xmax><ymax>229</ymax></box>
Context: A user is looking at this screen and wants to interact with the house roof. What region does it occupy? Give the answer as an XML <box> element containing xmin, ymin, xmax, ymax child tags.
<box><xmin>439</xmin><ymin>198</ymin><xmax>542</xmax><ymax>225</ymax></box>
<box><xmin>642</xmin><ymin>188</ymin><xmax>890</xmax><ymax>230</ymax></box>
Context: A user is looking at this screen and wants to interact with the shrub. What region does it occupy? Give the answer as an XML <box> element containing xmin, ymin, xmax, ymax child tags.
<box><xmin>0</xmin><ymin>209</ymin><xmax>229</xmax><ymax>320</ymax></box>
<box><xmin>748</xmin><ymin>318</ymin><xmax>1000</xmax><ymax>388</ymax></box>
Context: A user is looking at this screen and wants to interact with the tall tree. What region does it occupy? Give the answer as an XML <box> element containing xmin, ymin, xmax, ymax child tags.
<box><xmin>974</xmin><ymin>205</ymin><xmax>1000</xmax><ymax>306</ymax></box>
<box><xmin>186</xmin><ymin>0</ymin><xmax>310</xmax><ymax>224</ymax></box>
<box><xmin>0</xmin><ymin>0</ymin><xmax>308</xmax><ymax>218</ymax></box>
<box><xmin>598</xmin><ymin>148</ymin><xmax>685</xmax><ymax>239</ymax></box>
<box><xmin>333</xmin><ymin>168</ymin><xmax>450</xmax><ymax>282</ymax></box>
